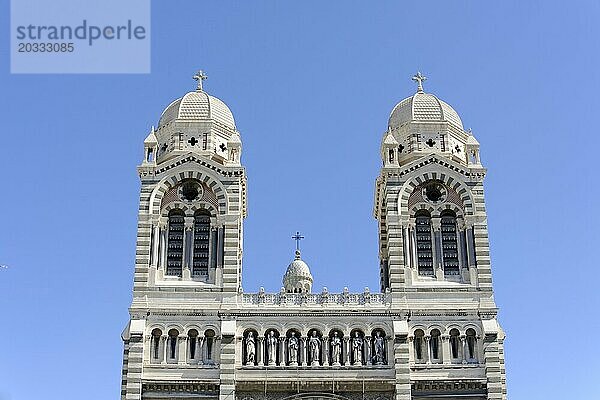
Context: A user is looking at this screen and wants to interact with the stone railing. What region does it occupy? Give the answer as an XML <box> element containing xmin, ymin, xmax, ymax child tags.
<box><xmin>241</xmin><ymin>287</ymin><xmax>390</xmax><ymax>307</ymax></box>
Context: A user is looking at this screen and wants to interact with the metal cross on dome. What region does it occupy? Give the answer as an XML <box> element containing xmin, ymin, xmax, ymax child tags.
<box><xmin>193</xmin><ymin>70</ymin><xmax>208</xmax><ymax>91</ymax></box>
<box><xmin>412</xmin><ymin>71</ymin><xmax>427</xmax><ymax>92</ymax></box>
<box><xmin>292</xmin><ymin>231</ymin><xmax>305</xmax><ymax>251</ymax></box>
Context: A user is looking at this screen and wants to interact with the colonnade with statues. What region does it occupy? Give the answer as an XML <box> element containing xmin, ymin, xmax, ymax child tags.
<box><xmin>241</xmin><ymin>328</ymin><xmax>389</xmax><ymax>367</ymax></box>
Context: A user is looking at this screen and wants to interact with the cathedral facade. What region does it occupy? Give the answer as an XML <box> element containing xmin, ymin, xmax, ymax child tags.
<box><xmin>120</xmin><ymin>71</ymin><xmax>507</xmax><ymax>400</ymax></box>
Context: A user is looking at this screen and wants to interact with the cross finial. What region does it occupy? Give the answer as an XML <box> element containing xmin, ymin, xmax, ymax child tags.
<box><xmin>412</xmin><ymin>71</ymin><xmax>427</xmax><ymax>93</ymax></box>
<box><xmin>193</xmin><ymin>70</ymin><xmax>208</xmax><ymax>91</ymax></box>
<box><xmin>292</xmin><ymin>231</ymin><xmax>304</xmax><ymax>253</ymax></box>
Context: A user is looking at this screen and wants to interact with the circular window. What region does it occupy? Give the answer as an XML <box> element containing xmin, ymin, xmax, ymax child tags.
<box><xmin>179</xmin><ymin>180</ymin><xmax>202</xmax><ymax>202</ymax></box>
<box><xmin>422</xmin><ymin>182</ymin><xmax>447</xmax><ymax>204</ymax></box>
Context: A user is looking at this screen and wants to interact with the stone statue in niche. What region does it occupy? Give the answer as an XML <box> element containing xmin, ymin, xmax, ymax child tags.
<box><xmin>373</xmin><ymin>331</ymin><xmax>385</xmax><ymax>365</ymax></box>
<box><xmin>308</xmin><ymin>331</ymin><xmax>321</xmax><ymax>366</ymax></box>
<box><xmin>352</xmin><ymin>331</ymin><xmax>364</xmax><ymax>365</ymax></box>
<box><xmin>288</xmin><ymin>332</ymin><xmax>299</xmax><ymax>366</ymax></box>
<box><xmin>245</xmin><ymin>332</ymin><xmax>256</xmax><ymax>364</ymax></box>
<box><xmin>266</xmin><ymin>330</ymin><xmax>277</xmax><ymax>366</ymax></box>
<box><xmin>330</xmin><ymin>332</ymin><xmax>342</xmax><ymax>366</ymax></box>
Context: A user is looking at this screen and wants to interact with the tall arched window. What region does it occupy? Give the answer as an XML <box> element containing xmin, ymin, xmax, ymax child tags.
<box><xmin>193</xmin><ymin>210</ymin><xmax>211</xmax><ymax>277</ymax></box>
<box><xmin>413</xmin><ymin>329</ymin><xmax>425</xmax><ymax>362</ymax></box>
<box><xmin>205</xmin><ymin>329</ymin><xmax>216</xmax><ymax>363</ymax></box>
<box><xmin>166</xmin><ymin>210</ymin><xmax>185</xmax><ymax>276</ymax></box>
<box><xmin>430</xmin><ymin>329</ymin><xmax>441</xmax><ymax>362</ymax></box>
<box><xmin>168</xmin><ymin>329</ymin><xmax>179</xmax><ymax>361</ymax></box>
<box><xmin>466</xmin><ymin>328</ymin><xmax>477</xmax><ymax>361</ymax></box>
<box><xmin>151</xmin><ymin>328</ymin><xmax>162</xmax><ymax>361</ymax></box>
<box><xmin>188</xmin><ymin>329</ymin><xmax>199</xmax><ymax>361</ymax></box>
<box><xmin>415</xmin><ymin>211</ymin><xmax>434</xmax><ymax>276</ymax></box>
<box><xmin>449</xmin><ymin>328</ymin><xmax>460</xmax><ymax>360</ymax></box>
<box><xmin>441</xmin><ymin>211</ymin><xmax>460</xmax><ymax>275</ymax></box>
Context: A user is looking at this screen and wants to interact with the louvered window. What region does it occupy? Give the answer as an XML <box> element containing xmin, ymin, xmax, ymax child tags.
<box><xmin>166</xmin><ymin>210</ymin><xmax>184</xmax><ymax>276</ymax></box>
<box><xmin>416</xmin><ymin>212</ymin><xmax>434</xmax><ymax>276</ymax></box>
<box><xmin>441</xmin><ymin>212</ymin><xmax>460</xmax><ymax>275</ymax></box>
<box><xmin>193</xmin><ymin>211</ymin><xmax>211</xmax><ymax>277</ymax></box>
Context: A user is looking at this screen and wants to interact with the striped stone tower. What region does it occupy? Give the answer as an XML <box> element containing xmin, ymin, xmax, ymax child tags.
<box><xmin>120</xmin><ymin>71</ymin><xmax>246</xmax><ymax>400</ymax></box>
<box><xmin>120</xmin><ymin>71</ymin><xmax>507</xmax><ymax>400</ymax></box>
<box><xmin>374</xmin><ymin>72</ymin><xmax>507</xmax><ymax>399</ymax></box>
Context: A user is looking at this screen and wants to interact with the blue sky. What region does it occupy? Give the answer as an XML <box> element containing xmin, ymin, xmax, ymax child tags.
<box><xmin>1</xmin><ymin>1</ymin><xmax>599</xmax><ymax>399</ymax></box>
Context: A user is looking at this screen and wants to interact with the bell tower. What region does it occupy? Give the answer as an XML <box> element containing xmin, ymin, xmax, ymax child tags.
<box><xmin>121</xmin><ymin>71</ymin><xmax>247</xmax><ymax>400</ymax></box>
<box><xmin>374</xmin><ymin>72</ymin><xmax>490</xmax><ymax>292</ymax></box>
<box><xmin>373</xmin><ymin>73</ymin><xmax>506</xmax><ymax>399</ymax></box>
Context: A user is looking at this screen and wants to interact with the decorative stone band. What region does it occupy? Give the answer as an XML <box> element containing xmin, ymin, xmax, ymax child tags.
<box><xmin>241</xmin><ymin>291</ymin><xmax>390</xmax><ymax>307</ymax></box>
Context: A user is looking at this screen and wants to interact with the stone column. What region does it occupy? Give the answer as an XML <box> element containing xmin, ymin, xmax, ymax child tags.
<box><xmin>150</xmin><ymin>224</ymin><xmax>160</xmax><ymax>268</ymax></box>
<box><xmin>301</xmin><ymin>336</ymin><xmax>308</xmax><ymax>366</ymax></box>
<box><xmin>323</xmin><ymin>337</ymin><xmax>329</xmax><ymax>366</ymax></box>
<box><xmin>343</xmin><ymin>336</ymin><xmax>350</xmax><ymax>366</ymax></box>
<box><xmin>432</xmin><ymin>219</ymin><xmax>443</xmax><ymax>280</ymax></box>
<box><xmin>365</xmin><ymin>336</ymin><xmax>372</xmax><ymax>366</ymax></box>
<box><xmin>279</xmin><ymin>337</ymin><xmax>286</xmax><ymax>366</ymax></box>
<box><xmin>424</xmin><ymin>336</ymin><xmax>431</xmax><ymax>364</ymax></box>
<box><xmin>158</xmin><ymin>219</ymin><xmax>167</xmax><ymax>277</ymax></box>
<box><xmin>410</xmin><ymin>225</ymin><xmax>418</xmax><ymax>271</ymax></box>
<box><xmin>460</xmin><ymin>335</ymin><xmax>467</xmax><ymax>364</ymax></box>
<box><xmin>183</xmin><ymin>217</ymin><xmax>194</xmax><ymax>279</ymax></box>
<box><xmin>257</xmin><ymin>337</ymin><xmax>264</xmax><ymax>366</ymax></box>
<box><xmin>442</xmin><ymin>335</ymin><xmax>450</xmax><ymax>364</ymax></box>
<box><xmin>178</xmin><ymin>336</ymin><xmax>187</xmax><ymax>365</ymax></box>
<box><xmin>407</xmin><ymin>336</ymin><xmax>414</xmax><ymax>363</ymax></box>
<box><xmin>197</xmin><ymin>336</ymin><xmax>204</xmax><ymax>365</ymax></box>
<box><xmin>402</xmin><ymin>226</ymin><xmax>410</xmax><ymax>268</ymax></box>
<box><xmin>213</xmin><ymin>336</ymin><xmax>221</xmax><ymax>364</ymax></box>
<box><xmin>161</xmin><ymin>335</ymin><xmax>168</xmax><ymax>364</ymax></box>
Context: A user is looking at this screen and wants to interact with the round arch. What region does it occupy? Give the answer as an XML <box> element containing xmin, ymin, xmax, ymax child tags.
<box><xmin>148</xmin><ymin>168</ymin><xmax>229</xmax><ymax>217</ymax></box>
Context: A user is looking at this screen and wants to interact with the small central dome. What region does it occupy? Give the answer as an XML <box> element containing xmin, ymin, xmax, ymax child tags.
<box><xmin>158</xmin><ymin>90</ymin><xmax>236</xmax><ymax>130</ymax></box>
<box><xmin>388</xmin><ymin>91</ymin><xmax>463</xmax><ymax>130</ymax></box>
<box><xmin>283</xmin><ymin>250</ymin><xmax>313</xmax><ymax>293</ymax></box>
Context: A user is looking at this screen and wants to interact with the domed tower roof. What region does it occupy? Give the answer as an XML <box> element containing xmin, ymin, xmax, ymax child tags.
<box><xmin>151</xmin><ymin>71</ymin><xmax>242</xmax><ymax>165</ymax></box>
<box><xmin>380</xmin><ymin>72</ymin><xmax>473</xmax><ymax>167</ymax></box>
<box><xmin>158</xmin><ymin>90</ymin><xmax>236</xmax><ymax>130</ymax></box>
<box><xmin>283</xmin><ymin>250</ymin><xmax>313</xmax><ymax>294</ymax></box>
<box><xmin>388</xmin><ymin>73</ymin><xmax>463</xmax><ymax>131</ymax></box>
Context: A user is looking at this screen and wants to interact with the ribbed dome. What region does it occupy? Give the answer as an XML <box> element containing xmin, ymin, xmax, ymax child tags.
<box><xmin>286</xmin><ymin>259</ymin><xmax>311</xmax><ymax>277</ymax></box>
<box><xmin>283</xmin><ymin>250</ymin><xmax>313</xmax><ymax>293</ymax></box>
<box><xmin>158</xmin><ymin>90</ymin><xmax>236</xmax><ymax>130</ymax></box>
<box><xmin>388</xmin><ymin>91</ymin><xmax>463</xmax><ymax>130</ymax></box>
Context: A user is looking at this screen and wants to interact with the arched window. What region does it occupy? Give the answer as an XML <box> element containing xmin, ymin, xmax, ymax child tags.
<box><xmin>413</xmin><ymin>329</ymin><xmax>425</xmax><ymax>362</ymax></box>
<box><xmin>415</xmin><ymin>211</ymin><xmax>434</xmax><ymax>276</ymax></box>
<box><xmin>193</xmin><ymin>210</ymin><xmax>211</xmax><ymax>277</ymax></box>
<box><xmin>151</xmin><ymin>328</ymin><xmax>162</xmax><ymax>361</ymax></box>
<box><xmin>188</xmin><ymin>329</ymin><xmax>199</xmax><ymax>361</ymax></box>
<box><xmin>166</xmin><ymin>210</ymin><xmax>185</xmax><ymax>276</ymax></box>
<box><xmin>441</xmin><ymin>211</ymin><xmax>460</xmax><ymax>275</ymax></box>
<box><xmin>168</xmin><ymin>329</ymin><xmax>179</xmax><ymax>360</ymax></box>
<box><xmin>466</xmin><ymin>328</ymin><xmax>477</xmax><ymax>361</ymax></box>
<box><xmin>205</xmin><ymin>329</ymin><xmax>216</xmax><ymax>363</ymax></box>
<box><xmin>449</xmin><ymin>328</ymin><xmax>460</xmax><ymax>360</ymax></box>
<box><xmin>430</xmin><ymin>329</ymin><xmax>441</xmax><ymax>362</ymax></box>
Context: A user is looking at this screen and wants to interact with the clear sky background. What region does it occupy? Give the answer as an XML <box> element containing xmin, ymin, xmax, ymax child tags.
<box><xmin>1</xmin><ymin>1</ymin><xmax>599</xmax><ymax>399</ymax></box>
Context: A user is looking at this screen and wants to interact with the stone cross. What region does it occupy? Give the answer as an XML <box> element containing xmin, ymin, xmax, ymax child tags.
<box><xmin>412</xmin><ymin>72</ymin><xmax>427</xmax><ymax>92</ymax></box>
<box><xmin>193</xmin><ymin>70</ymin><xmax>208</xmax><ymax>91</ymax></box>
